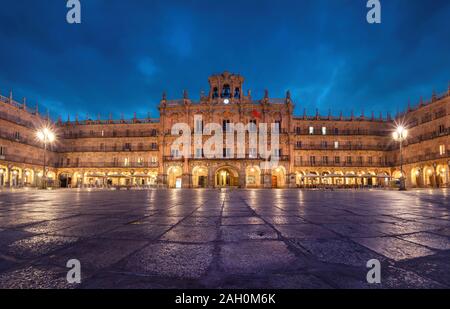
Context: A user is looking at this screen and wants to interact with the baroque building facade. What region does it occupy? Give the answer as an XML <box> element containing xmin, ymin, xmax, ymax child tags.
<box><xmin>0</xmin><ymin>72</ymin><xmax>449</xmax><ymax>189</ymax></box>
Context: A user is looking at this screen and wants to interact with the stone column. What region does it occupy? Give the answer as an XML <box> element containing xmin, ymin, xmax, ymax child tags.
<box><xmin>288</xmin><ymin>173</ymin><xmax>296</xmax><ymax>188</ymax></box>
<box><xmin>263</xmin><ymin>172</ymin><xmax>272</xmax><ymax>189</ymax></box>
<box><xmin>157</xmin><ymin>173</ymin><xmax>167</xmax><ymax>188</ymax></box>
<box><xmin>208</xmin><ymin>167</ymin><xmax>215</xmax><ymax>188</ymax></box>
<box><xmin>182</xmin><ymin>173</ymin><xmax>192</xmax><ymax>188</ymax></box>
<box><xmin>239</xmin><ymin>165</ymin><xmax>246</xmax><ymax>188</ymax></box>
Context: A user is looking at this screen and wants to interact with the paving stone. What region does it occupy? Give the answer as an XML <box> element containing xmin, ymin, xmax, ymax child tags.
<box><xmin>220</xmin><ymin>225</ymin><xmax>278</xmax><ymax>241</ymax></box>
<box><xmin>122</xmin><ymin>243</ymin><xmax>214</xmax><ymax>280</ymax></box>
<box><xmin>219</xmin><ymin>241</ymin><xmax>299</xmax><ymax>275</ymax></box>
<box><xmin>352</xmin><ymin>237</ymin><xmax>436</xmax><ymax>261</ymax></box>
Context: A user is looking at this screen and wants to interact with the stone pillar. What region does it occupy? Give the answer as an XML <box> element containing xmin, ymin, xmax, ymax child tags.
<box><xmin>263</xmin><ymin>172</ymin><xmax>272</xmax><ymax>189</ymax></box>
<box><xmin>182</xmin><ymin>173</ymin><xmax>192</xmax><ymax>188</ymax></box>
<box><xmin>288</xmin><ymin>173</ymin><xmax>296</xmax><ymax>188</ymax></box>
<box><xmin>157</xmin><ymin>173</ymin><xmax>167</xmax><ymax>188</ymax></box>
<box><xmin>239</xmin><ymin>166</ymin><xmax>246</xmax><ymax>188</ymax></box>
<box><xmin>208</xmin><ymin>168</ymin><xmax>215</xmax><ymax>188</ymax></box>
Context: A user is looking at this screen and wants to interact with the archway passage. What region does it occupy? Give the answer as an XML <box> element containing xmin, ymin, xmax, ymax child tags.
<box><xmin>215</xmin><ymin>167</ymin><xmax>239</xmax><ymax>187</ymax></box>
<box><xmin>168</xmin><ymin>166</ymin><xmax>183</xmax><ymax>188</ymax></box>
<box><xmin>271</xmin><ymin>166</ymin><xmax>286</xmax><ymax>188</ymax></box>
<box><xmin>192</xmin><ymin>166</ymin><xmax>208</xmax><ymax>188</ymax></box>
<box><xmin>59</xmin><ymin>173</ymin><xmax>72</xmax><ymax>188</ymax></box>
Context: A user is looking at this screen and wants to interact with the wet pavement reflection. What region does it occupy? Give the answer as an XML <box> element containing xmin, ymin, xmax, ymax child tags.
<box><xmin>0</xmin><ymin>188</ymin><xmax>449</xmax><ymax>288</ymax></box>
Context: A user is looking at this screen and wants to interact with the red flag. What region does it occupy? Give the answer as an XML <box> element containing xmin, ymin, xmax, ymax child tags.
<box><xmin>252</xmin><ymin>109</ymin><xmax>261</xmax><ymax>119</ymax></box>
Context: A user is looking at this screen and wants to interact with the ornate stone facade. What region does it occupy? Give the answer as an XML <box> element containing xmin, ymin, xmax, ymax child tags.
<box><xmin>1</xmin><ymin>72</ymin><xmax>449</xmax><ymax>189</ymax></box>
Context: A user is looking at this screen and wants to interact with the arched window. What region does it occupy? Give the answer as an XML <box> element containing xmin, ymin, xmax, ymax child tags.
<box><xmin>234</xmin><ymin>87</ymin><xmax>240</xmax><ymax>98</ymax></box>
<box><xmin>222</xmin><ymin>84</ymin><xmax>231</xmax><ymax>98</ymax></box>
<box><xmin>212</xmin><ymin>87</ymin><xmax>219</xmax><ymax>98</ymax></box>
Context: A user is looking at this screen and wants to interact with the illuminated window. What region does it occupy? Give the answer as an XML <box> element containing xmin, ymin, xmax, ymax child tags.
<box><xmin>0</xmin><ymin>146</ymin><xmax>5</xmax><ymax>156</ymax></box>
<box><xmin>124</xmin><ymin>158</ymin><xmax>130</xmax><ymax>166</ymax></box>
<box><xmin>334</xmin><ymin>141</ymin><xmax>339</xmax><ymax>149</ymax></box>
<box><xmin>322</xmin><ymin>127</ymin><xmax>327</xmax><ymax>135</ymax></box>
<box><xmin>440</xmin><ymin>145</ymin><xmax>446</xmax><ymax>155</ymax></box>
<box><xmin>309</xmin><ymin>126</ymin><xmax>314</xmax><ymax>135</ymax></box>
<box><xmin>150</xmin><ymin>156</ymin><xmax>158</xmax><ymax>163</ymax></box>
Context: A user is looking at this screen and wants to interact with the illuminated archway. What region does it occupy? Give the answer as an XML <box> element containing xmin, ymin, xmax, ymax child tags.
<box><xmin>192</xmin><ymin>166</ymin><xmax>208</xmax><ymax>188</ymax></box>
<box><xmin>246</xmin><ymin>165</ymin><xmax>261</xmax><ymax>188</ymax></box>
<box><xmin>410</xmin><ymin>167</ymin><xmax>421</xmax><ymax>187</ymax></box>
<box><xmin>0</xmin><ymin>165</ymin><xmax>8</xmax><ymax>187</ymax></box>
<box><xmin>436</xmin><ymin>164</ymin><xmax>448</xmax><ymax>187</ymax></box>
<box><xmin>168</xmin><ymin>166</ymin><xmax>183</xmax><ymax>188</ymax></box>
<box><xmin>271</xmin><ymin>166</ymin><xmax>286</xmax><ymax>188</ymax></box>
<box><xmin>23</xmin><ymin>169</ymin><xmax>34</xmax><ymax>186</ymax></box>
<box><xmin>215</xmin><ymin>166</ymin><xmax>239</xmax><ymax>187</ymax></box>
<box><xmin>423</xmin><ymin>166</ymin><xmax>434</xmax><ymax>187</ymax></box>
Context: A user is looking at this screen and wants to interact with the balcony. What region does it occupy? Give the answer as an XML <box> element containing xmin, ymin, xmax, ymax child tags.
<box><xmin>294</xmin><ymin>161</ymin><xmax>393</xmax><ymax>168</ymax></box>
<box><xmin>58</xmin><ymin>145</ymin><xmax>159</xmax><ymax>153</ymax></box>
<box><xmin>294</xmin><ymin>144</ymin><xmax>390</xmax><ymax>151</ymax></box>
<box><xmin>55</xmin><ymin>162</ymin><xmax>159</xmax><ymax>168</ymax></box>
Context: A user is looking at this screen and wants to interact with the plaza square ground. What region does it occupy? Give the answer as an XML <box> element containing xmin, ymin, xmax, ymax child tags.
<box><xmin>0</xmin><ymin>188</ymin><xmax>450</xmax><ymax>289</ymax></box>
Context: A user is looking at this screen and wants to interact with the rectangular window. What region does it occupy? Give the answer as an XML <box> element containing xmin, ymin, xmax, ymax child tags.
<box><xmin>14</xmin><ymin>131</ymin><xmax>20</xmax><ymax>140</ymax></box>
<box><xmin>440</xmin><ymin>145</ymin><xmax>446</xmax><ymax>155</ymax></box>
<box><xmin>368</xmin><ymin>156</ymin><xmax>373</xmax><ymax>164</ymax></box>
<box><xmin>346</xmin><ymin>156</ymin><xmax>352</xmax><ymax>164</ymax></box>
<box><xmin>310</xmin><ymin>156</ymin><xmax>316</xmax><ymax>165</ymax></box>
<box><xmin>171</xmin><ymin>149</ymin><xmax>180</xmax><ymax>158</ymax></box>
<box><xmin>274</xmin><ymin>120</ymin><xmax>281</xmax><ymax>133</ymax></box>
<box><xmin>249</xmin><ymin>120</ymin><xmax>257</xmax><ymax>132</ymax></box>
<box><xmin>334</xmin><ymin>128</ymin><xmax>339</xmax><ymax>135</ymax></box>
<box><xmin>101</xmin><ymin>130</ymin><xmax>104</xmax><ymax>137</ymax></box>
<box><xmin>335</xmin><ymin>156</ymin><xmax>340</xmax><ymax>164</ymax></box>
<box><xmin>322</xmin><ymin>127</ymin><xmax>327</xmax><ymax>135</ymax></box>
<box><xmin>295</xmin><ymin>127</ymin><xmax>301</xmax><ymax>135</ymax></box>
<box><xmin>321</xmin><ymin>141</ymin><xmax>328</xmax><ymax>149</ymax></box>
<box><xmin>124</xmin><ymin>143</ymin><xmax>131</xmax><ymax>151</ymax></box>
<box><xmin>150</xmin><ymin>156</ymin><xmax>158</xmax><ymax>163</ymax></box>
<box><xmin>322</xmin><ymin>156</ymin><xmax>328</xmax><ymax>164</ymax></box>
<box><xmin>309</xmin><ymin>126</ymin><xmax>314</xmax><ymax>135</ymax></box>
<box><xmin>223</xmin><ymin>120</ymin><xmax>231</xmax><ymax>132</ymax></box>
<box><xmin>137</xmin><ymin>158</ymin><xmax>144</xmax><ymax>166</ymax></box>
<box><xmin>124</xmin><ymin>158</ymin><xmax>130</xmax><ymax>167</ymax></box>
<box><xmin>296</xmin><ymin>141</ymin><xmax>302</xmax><ymax>149</ymax></box>
<box><xmin>0</xmin><ymin>146</ymin><xmax>5</xmax><ymax>156</ymax></box>
<box><xmin>358</xmin><ymin>156</ymin><xmax>363</xmax><ymax>164</ymax></box>
<box><xmin>334</xmin><ymin>141</ymin><xmax>339</xmax><ymax>149</ymax></box>
<box><xmin>151</xmin><ymin>143</ymin><xmax>158</xmax><ymax>150</ymax></box>
<box><xmin>100</xmin><ymin>143</ymin><xmax>104</xmax><ymax>151</ymax></box>
<box><xmin>195</xmin><ymin>148</ymin><xmax>203</xmax><ymax>158</ymax></box>
<box><xmin>195</xmin><ymin>118</ymin><xmax>203</xmax><ymax>133</ymax></box>
<box><xmin>249</xmin><ymin>147</ymin><xmax>257</xmax><ymax>159</ymax></box>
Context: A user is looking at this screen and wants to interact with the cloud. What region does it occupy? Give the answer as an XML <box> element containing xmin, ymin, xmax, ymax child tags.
<box><xmin>137</xmin><ymin>57</ymin><xmax>158</xmax><ymax>79</ymax></box>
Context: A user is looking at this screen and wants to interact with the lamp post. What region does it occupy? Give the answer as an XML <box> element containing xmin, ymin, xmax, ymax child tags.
<box><xmin>36</xmin><ymin>127</ymin><xmax>55</xmax><ymax>189</ymax></box>
<box><xmin>393</xmin><ymin>125</ymin><xmax>408</xmax><ymax>191</ymax></box>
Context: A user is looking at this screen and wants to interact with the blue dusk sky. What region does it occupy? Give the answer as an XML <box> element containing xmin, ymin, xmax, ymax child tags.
<box><xmin>0</xmin><ymin>0</ymin><xmax>449</xmax><ymax>120</ymax></box>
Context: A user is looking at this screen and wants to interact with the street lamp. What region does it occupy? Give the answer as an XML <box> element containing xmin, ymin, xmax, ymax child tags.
<box><xmin>36</xmin><ymin>126</ymin><xmax>55</xmax><ymax>189</ymax></box>
<box><xmin>393</xmin><ymin>125</ymin><xmax>408</xmax><ymax>191</ymax></box>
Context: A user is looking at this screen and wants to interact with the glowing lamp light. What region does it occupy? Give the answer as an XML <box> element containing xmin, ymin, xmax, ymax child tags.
<box><xmin>0</xmin><ymin>169</ymin><xmax>4</xmax><ymax>175</ymax></box>
<box><xmin>250</xmin><ymin>168</ymin><xmax>255</xmax><ymax>173</ymax></box>
<box><xmin>393</xmin><ymin>125</ymin><xmax>408</xmax><ymax>141</ymax></box>
<box><xmin>36</xmin><ymin>126</ymin><xmax>56</xmax><ymax>143</ymax></box>
<box><xmin>12</xmin><ymin>170</ymin><xmax>18</xmax><ymax>175</ymax></box>
<box><xmin>224</xmin><ymin>99</ymin><xmax>230</xmax><ymax>104</ymax></box>
<box><xmin>25</xmin><ymin>171</ymin><xmax>30</xmax><ymax>177</ymax></box>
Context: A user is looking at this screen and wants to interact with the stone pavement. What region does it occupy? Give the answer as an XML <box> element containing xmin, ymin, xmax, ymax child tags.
<box><xmin>0</xmin><ymin>188</ymin><xmax>449</xmax><ymax>289</ymax></box>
